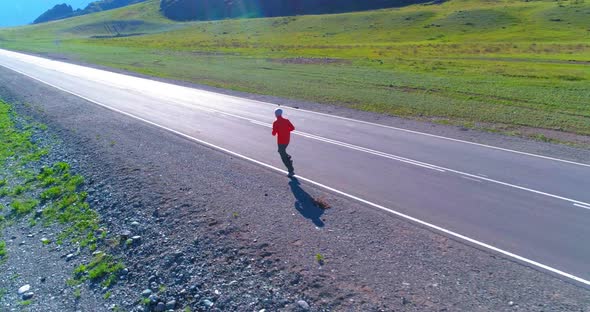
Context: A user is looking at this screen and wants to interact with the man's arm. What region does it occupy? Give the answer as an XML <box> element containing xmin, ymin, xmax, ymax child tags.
<box><xmin>272</xmin><ymin>122</ymin><xmax>277</xmax><ymax>136</ymax></box>
<box><xmin>288</xmin><ymin>120</ymin><xmax>295</xmax><ymax>132</ymax></box>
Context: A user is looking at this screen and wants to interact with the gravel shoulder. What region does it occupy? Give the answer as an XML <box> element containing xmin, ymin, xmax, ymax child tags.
<box><xmin>0</xmin><ymin>66</ymin><xmax>589</xmax><ymax>311</ymax></box>
<box><xmin>1</xmin><ymin>221</ymin><xmax>109</xmax><ymax>311</ymax></box>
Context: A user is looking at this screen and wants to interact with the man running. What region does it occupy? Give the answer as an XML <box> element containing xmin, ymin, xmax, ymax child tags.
<box><xmin>272</xmin><ymin>108</ymin><xmax>295</xmax><ymax>177</ymax></box>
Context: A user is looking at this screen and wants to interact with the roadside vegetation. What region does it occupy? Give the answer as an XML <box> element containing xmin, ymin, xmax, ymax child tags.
<box><xmin>0</xmin><ymin>241</ymin><xmax>6</xmax><ymax>263</ymax></box>
<box><xmin>0</xmin><ymin>0</ymin><xmax>588</xmax><ymax>139</ymax></box>
<box><xmin>0</xmin><ymin>99</ymin><xmax>124</xmax><ymax>300</ymax></box>
<box><xmin>71</xmin><ymin>252</ymin><xmax>125</xmax><ymax>287</ymax></box>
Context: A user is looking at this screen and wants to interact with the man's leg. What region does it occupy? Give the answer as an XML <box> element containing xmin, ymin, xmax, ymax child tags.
<box><xmin>278</xmin><ymin>144</ymin><xmax>294</xmax><ymax>174</ymax></box>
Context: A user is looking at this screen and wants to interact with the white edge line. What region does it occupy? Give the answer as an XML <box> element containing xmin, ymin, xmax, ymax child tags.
<box><xmin>2</xmin><ymin>49</ymin><xmax>589</xmax><ymax>169</ymax></box>
<box><xmin>461</xmin><ymin>176</ymin><xmax>482</xmax><ymax>183</ymax></box>
<box><xmin>4</xmin><ymin>63</ymin><xmax>590</xmax><ymax>287</ymax></box>
<box><xmin>574</xmin><ymin>203</ymin><xmax>590</xmax><ymax>210</ymax></box>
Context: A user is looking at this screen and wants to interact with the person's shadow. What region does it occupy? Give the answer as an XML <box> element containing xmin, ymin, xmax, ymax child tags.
<box><xmin>289</xmin><ymin>177</ymin><xmax>325</xmax><ymax>227</ymax></box>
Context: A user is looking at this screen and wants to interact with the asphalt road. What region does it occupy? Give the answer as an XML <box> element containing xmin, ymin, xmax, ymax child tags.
<box><xmin>1</xmin><ymin>48</ymin><xmax>589</xmax><ymax>286</ymax></box>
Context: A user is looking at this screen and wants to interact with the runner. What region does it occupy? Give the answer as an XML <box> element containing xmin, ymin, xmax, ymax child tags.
<box><xmin>272</xmin><ymin>108</ymin><xmax>295</xmax><ymax>177</ymax></box>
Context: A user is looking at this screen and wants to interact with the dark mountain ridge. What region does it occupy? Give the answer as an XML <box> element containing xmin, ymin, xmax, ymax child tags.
<box><xmin>33</xmin><ymin>0</ymin><xmax>146</xmax><ymax>24</ymax></box>
<box><xmin>33</xmin><ymin>3</ymin><xmax>75</xmax><ymax>24</ymax></box>
<box><xmin>160</xmin><ymin>0</ymin><xmax>437</xmax><ymax>21</ymax></box>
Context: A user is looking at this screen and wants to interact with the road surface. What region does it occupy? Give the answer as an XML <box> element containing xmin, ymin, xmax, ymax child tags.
<box><xmin>1</xmin><ymin>48</ymin><xmax>589</xmax><ymax>286</ymax></box>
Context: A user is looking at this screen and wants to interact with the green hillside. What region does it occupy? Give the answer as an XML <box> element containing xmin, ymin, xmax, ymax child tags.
<box><xmin>1</xmin><ymin>0</ymin><xmax>589</xmax><ymax>140</ymax></box>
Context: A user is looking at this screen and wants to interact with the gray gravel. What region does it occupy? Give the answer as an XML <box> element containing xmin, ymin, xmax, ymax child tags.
<box><xmin>0</xmin><ymin>222</ymin><xmax>108</xmax><ymax>311</ymax></box>
<box><xmin>0</xmin><ymin>65</ymin><xmax>590</xmax><ymax>311</ymax></box>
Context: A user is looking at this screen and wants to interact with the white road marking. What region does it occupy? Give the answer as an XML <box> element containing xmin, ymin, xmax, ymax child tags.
<box><xmin>462</xmin><ymin>176</ymin><xmax>482</xmax><ymax>183</ymax></box>
<box><xmin>248</xmin><ymin>119</ymin><xmax>271</xmax><ymax>127</ymax></box>
<box><xmin>2</xmin><ymin>62</ymin><xmax>590</xmax><ymax>287</ymax></box>
<box><xmin>294</xmin><ymin>131</ymin><xmax>445</xmax><ymax>172</ymax></box>
<box><xmin>574</xmin><ymin>203</ymin><xmax>590</xmax><ymax>210</ymax></box>
<box><xmin>1</xmin><ymin>48</ymin><xmax>589</xmax><ymax>169</ymax></box>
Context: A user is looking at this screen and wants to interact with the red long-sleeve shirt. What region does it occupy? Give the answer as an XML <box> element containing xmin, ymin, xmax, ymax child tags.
<box><xmin>272</xmin><ymin>116</ymin><xmax>295</xmax><ymax>145</ymax></box>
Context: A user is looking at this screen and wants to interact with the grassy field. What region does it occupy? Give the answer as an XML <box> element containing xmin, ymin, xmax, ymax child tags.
<box><xmin>0</xmin><ymin>0</ymin><xmax>589</xmax><ymax>139</ymax></box>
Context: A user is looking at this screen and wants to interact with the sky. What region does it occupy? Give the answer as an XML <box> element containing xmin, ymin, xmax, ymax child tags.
<box><xmin>0</xmin><ymin>0</ymin><xmax>94</xmax><ymax>27</ymax></box>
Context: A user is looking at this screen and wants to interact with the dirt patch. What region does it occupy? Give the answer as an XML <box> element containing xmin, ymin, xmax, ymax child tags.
<box><xmin>188</xmin><ymin>51</ymin><xmax>239</xmax><ymax>56</ymax></box>
<box><xmin>90</xmin><ymin>33</ymin><xmax>146</xmax><ymax>39</ymax></box>
<box><xmin>386</xmin><ymin>84</ymin><xmax>433</xmax><ymax>93</ymax></box>
<box><xmin>65</xmin><ymin>20</ymin><xmax>154</xmax><ymax>35</ymax></box>
<box><xmin>269</xmin><ymin>57</ymin><xmax>351</xmax><ymax>65</ymax></box>
<box><xmin>430</xmin><ymin>117</ymin><xmax>590</xmax><ymax>147</ymax></box>
<box><xmin>35</xmin><ymin>52</ymin><xmax>79</xmax><ymax>62</ymax></box>
<box><xmin>477</xmin><ymin>122</ymin><xmax>590</xmax><ymax>147</ymax></box>
<box><xmin>458</xmin><ymin>56</ymin><xmax>590</xmax><ymax>66</ymax></box>
<box><xmin>515</xmin><ymin>126</ymin><xmax>590</xmax><ymax>146</ymax></box>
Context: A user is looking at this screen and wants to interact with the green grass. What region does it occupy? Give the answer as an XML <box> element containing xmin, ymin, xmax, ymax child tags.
<box><xmin>315</xmin><ymin>253</ymin><xmax>325</xmax><ymax>264</ymax></box>
<box><xmin>0</xmin><ymin>0</ymin><xmax>589</xmax><ymax>137</ymax></box>
<box><xmin>11</xmin><ymin>185</ymin><xmax>28</xmax><ymax>196</ymax></box>
<box><xmin>40</xmin><ymin>186</ymin><xmax>64</xmax><ymax>201</ymax></box>
<box><xmin>73</xmin><ymin>252</ymin><xmax>124</xmax><ymax>287</ymax></box>
<box><xmin>73</xmin><ymin>288</ymin><xmax>82</xmax><ymax>299</ymax></box>
<box><xmin>20</xmin><ymin>300</ymin><xmax>32</xmax><ymax>306</ymax></box>
<box><xmin>34</xmin><ymin>162</ymin><xmax>98</xmax><ymax>248</ymax></box>
<box><xmin>9</xmin><ymin>199</ymin><xmax>39</xmax><ymax>216</ymax></box>
<box><xmin>0</xmin><ymin>241</ymin><xmax>6</xmax><ymax>262</ymax></box>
